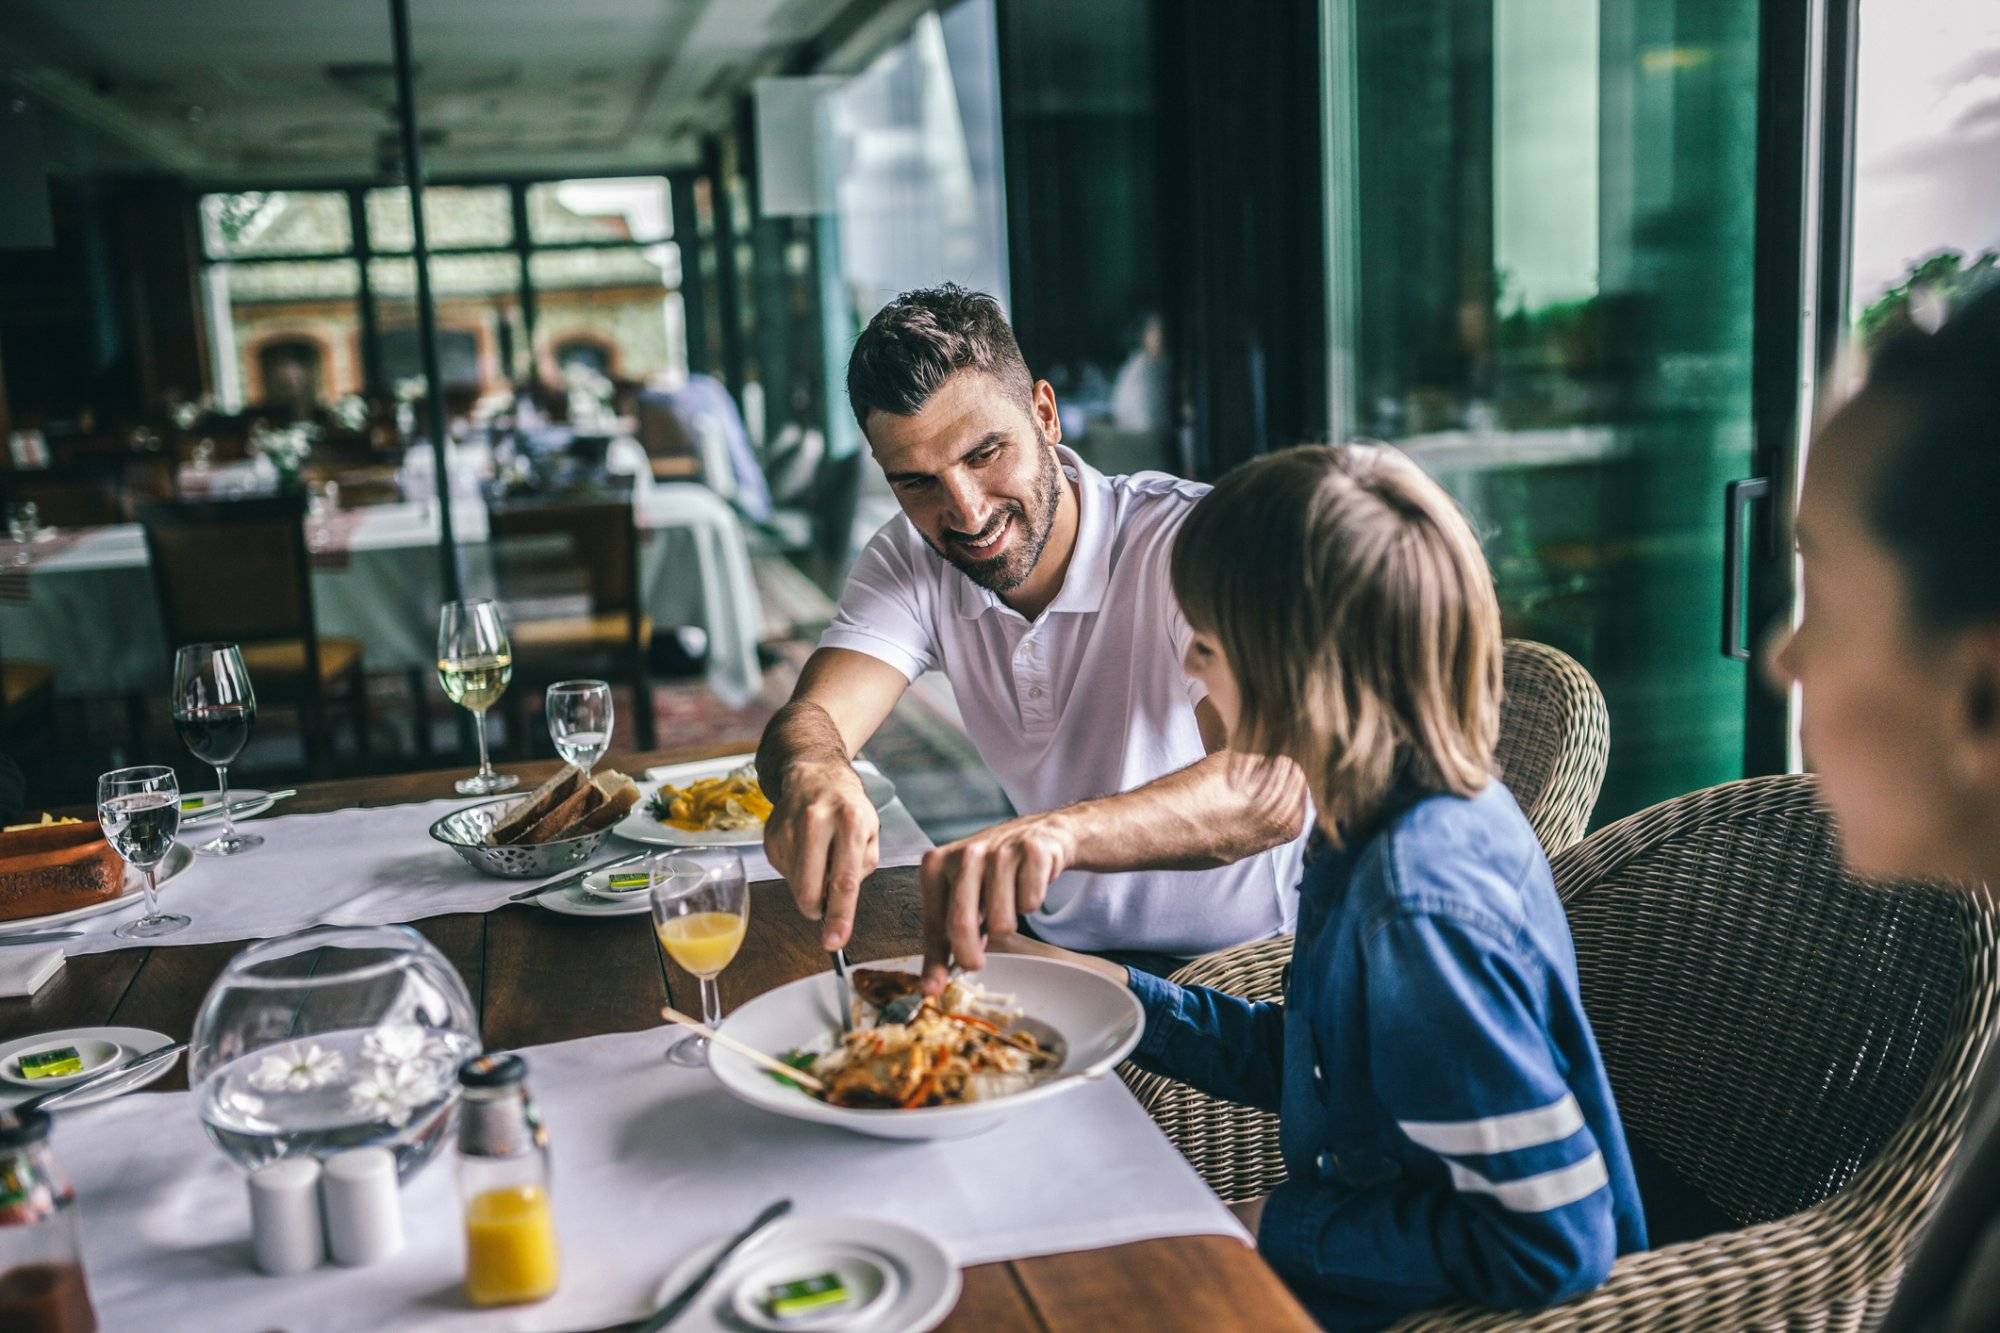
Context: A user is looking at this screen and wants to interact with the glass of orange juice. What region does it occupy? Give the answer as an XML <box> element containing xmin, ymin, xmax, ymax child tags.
<box><xmin>651</xmin><ymin>850</ymin><xmax>750</xmax><ymax>1067</ymax></box>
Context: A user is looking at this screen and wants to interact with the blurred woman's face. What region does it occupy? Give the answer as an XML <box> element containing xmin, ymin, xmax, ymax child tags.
<box><xmin>1765</xmin><ymin>397</ymin><xmax>1985</xmax><ymax>883</ymax></box>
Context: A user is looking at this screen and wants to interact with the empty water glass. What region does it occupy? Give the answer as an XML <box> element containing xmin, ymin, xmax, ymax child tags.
<box><xmin>545</xmin><ymin>680</ymin><xmax>612</xmax><ymax>773</ymax></box>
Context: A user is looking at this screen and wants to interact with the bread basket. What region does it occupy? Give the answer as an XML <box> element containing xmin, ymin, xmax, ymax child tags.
<box><xmin>429</xmin><ymin>796</ymin><xmax>613</xmax><ymax>878</ymax></box>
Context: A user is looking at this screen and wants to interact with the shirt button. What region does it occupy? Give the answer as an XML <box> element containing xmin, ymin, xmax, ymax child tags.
<box><xmin>1312</xmin><ymin>1062</ymin><xmax>1324</xmax><ymax>1083</ymax></box>
<box><xmin>1317</xmin><ymin>1150</ymin><xmax>1337</xmax><ymax>1176</ymax></box>
<box><xmin>1029</xmin><ymin>687</ymin><xmax>1043</xmax><ymax>699</ymax></box>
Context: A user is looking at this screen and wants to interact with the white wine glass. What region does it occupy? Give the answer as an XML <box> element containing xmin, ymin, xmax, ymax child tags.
<box><xmin>437</xmin><ymin>599</ymin><xmax>519</xmax><ymax>796</ymax></box>
<box><xmin>99</xmin><ymin>765</ymin><xmax>189</xmax><ymax>940</ymax></box>
<box><xmin>651</xmin><ymin>851</ymin><xmax>750</xmax><ymax>1067</ymax></box>
<box><xmin>545</xmin><ymin>679</ymin><xmax>612</xmax><ymax>773</ymax></box>
<box><xmin>173</xmin><ymin>642</ymin><xmax>262</xmax><ymax>856</ymax></box>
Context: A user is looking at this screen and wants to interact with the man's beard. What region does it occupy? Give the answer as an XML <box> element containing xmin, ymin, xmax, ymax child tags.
<box><xmin>928</xmin><ymin>443</ymin><xmax>1064</xmax><ymax>594</ymax></box>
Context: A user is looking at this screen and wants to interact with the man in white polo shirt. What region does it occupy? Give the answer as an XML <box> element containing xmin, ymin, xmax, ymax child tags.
<box><xmin>757</xmin><ymin>284</ymin><xmax>1307</xmax><ymax>981</ymax></box>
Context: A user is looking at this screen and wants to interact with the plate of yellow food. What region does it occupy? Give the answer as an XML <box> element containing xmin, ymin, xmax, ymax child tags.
<box><xmin>614</xmin><ymin>758</ymin><xmax>896</xmax><ymax>848</ymax></box>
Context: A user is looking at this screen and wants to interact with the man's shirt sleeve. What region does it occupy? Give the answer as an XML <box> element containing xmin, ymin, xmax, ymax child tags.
<box><xmin>816</xmin><ymin>525</ymin><xmax>939</xmax><ymax>683</ymax></box>
<box><xmin>1258</xmin><ymin>912</ymin><xmax>1620</xmax><ymax>1312</ymax></box>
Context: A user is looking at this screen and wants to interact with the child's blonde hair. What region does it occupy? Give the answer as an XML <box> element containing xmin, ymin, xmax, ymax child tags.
<box><xmin>1171</xmin><ymin>443</ymin><xmax>1502</xmax><ymax>841</ymax></box>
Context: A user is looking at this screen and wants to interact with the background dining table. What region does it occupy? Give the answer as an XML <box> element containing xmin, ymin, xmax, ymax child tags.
<box><xmin>0</xmin><ymin>481</ymin><xmax>765</xmax><ymax>708</ymax></box>
<box><xmin>17</xmin><ymin>739</ymin><xmax>1313</xmax><ymax>1332</ymax></box>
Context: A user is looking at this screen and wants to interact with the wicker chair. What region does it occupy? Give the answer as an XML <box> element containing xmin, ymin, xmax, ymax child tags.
<box><xmin>1121</xmin><ymin>639</ymin><xmax>1612</xmax><ymax>1201</ymax></box>
<box><xmin>1390</xmin><ymin>774</ymin><xmax>2000</xmax><ymax>1329</ymax></box>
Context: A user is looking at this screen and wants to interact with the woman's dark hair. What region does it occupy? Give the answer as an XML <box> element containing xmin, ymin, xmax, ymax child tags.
<box><xmin>1861</xmin><ymin>280</ymin><xmax>2000</xmax><ymax>630</ymax></box>
<box><xmin>846</xmin><ymin>284</ymin><xmax>1034</xmax><ymax>432</ymax></box>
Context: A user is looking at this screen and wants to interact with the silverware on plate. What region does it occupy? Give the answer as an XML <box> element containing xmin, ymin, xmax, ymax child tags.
<box><xmin>639</xmin><ymin>1198</ymin><xmax>793</xmax><ymax>1331</ymax></box>
<box><xmin>16</xmin><ymin>1039</ymin><xmax>187</xmax><ymax>1116</ymax></box>
<box><xmin>506</xmin><ymin>850</ymin><xmax>651</xmax><ymax>903</ymax></box>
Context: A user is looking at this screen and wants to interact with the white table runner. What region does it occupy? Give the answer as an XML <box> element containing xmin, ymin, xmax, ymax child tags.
<box><xmin>64</xmin><ymin>1025</ymin><xmax>1244</xmax><ymax>1332</ymax></box>
<box><xmin>53</xmin><ymin>766</ymin><xmax>930</xmax><ymax>957</ymax></box>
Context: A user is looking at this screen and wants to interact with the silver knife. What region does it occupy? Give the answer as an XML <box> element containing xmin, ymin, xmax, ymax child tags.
<box><xmin>640</xmin><ymin>1199</ymin><xmax>792</xmax><ymax>1330</ymax></box>
<box><xmin>829</xmin><ymin>948</ymin><xmax>856</xmax><ymax>1036</ymax></box>
<box><xmin>16</xmin><ymin>1039</ymin><xmax>187</xmax><ymax>1116</ymax></box>
<box><xmin>188</xmin><ymin>788</ymin><xmax>298</xmax><ymax>822</ymax></box>
<box><xmin>507</xmin><ymin>850</ymin><xmax>651</xmax><ymax>902</ymax></box>
<box><xmin>0</xmin><ymin>930</ymin><xmax>82</xmax><ymax>947</ymax></box>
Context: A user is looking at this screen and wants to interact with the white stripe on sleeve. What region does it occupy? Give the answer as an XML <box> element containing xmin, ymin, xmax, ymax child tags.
<box><xmin>1397</xmin><ymin>1092</ymin><xmax>1586</xmax><ymax>1156</ymax></box>
<box><xmin>1445</xmin><ymin>1151</ymin><xmax>1610</xmax><ymax>1214</ymax></box>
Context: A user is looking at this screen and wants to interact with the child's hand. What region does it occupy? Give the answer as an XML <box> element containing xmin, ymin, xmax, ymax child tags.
<box><xmin>1228</xmin><ymin>1195</ymin><xmax>1267</xmax><ymax>1236</ymax></box>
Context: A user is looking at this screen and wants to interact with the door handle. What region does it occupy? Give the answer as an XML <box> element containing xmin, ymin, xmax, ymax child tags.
<box><xmin>1722</xmin><ymin>476</ymin><xmax>1770</xmax><ymax>661</ymax></box>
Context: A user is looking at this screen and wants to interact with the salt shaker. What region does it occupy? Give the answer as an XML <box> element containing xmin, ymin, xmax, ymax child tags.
<box><xmin>247</xmin><ymin>1157</ymin><xmax>323</xmax><ymax>1276</ymax></box>
<box><xmin>320</xmin><ymin>1148</ymin><xmax>403</xmax><ymax>1266</ymax></box>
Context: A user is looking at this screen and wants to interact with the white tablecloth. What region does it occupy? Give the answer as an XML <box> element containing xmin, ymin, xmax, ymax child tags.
<box><xmin>64</xmin><ymin>1025</ymin><xmax>1246</xmax><ymax>1331</ymax></box>
<box><xmin>51</xmin><ymin>761</ymin><xmax>928</xmax><ymax>957</ymax></box>
<box><xmin>0</xmin><ymin>482</ymin><xmax>763</xmax><ymax>707</ymax></box>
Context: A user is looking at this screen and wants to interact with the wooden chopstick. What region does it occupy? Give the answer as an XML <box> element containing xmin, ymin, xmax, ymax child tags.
<box><xmin>660</xmin><ymin>1005</ymin><xmax>826</xmax><ymax>1092</ymax></box>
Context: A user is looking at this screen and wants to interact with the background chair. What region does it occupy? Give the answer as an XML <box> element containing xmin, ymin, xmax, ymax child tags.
<box><xmin>139</xmin><ymin>494</ymin><xmax>369</xmax><ymax>774</ymax></box>
<box><xmin>1390</xmin><ymin>774</ymin><xmax>2000</xmax><ymax>1329</ymax></box>
<box><xmin>485</xmin><ymin>488</ymin><xmax>656</xmax><ymax>752</ymax></box>
<box><xmin>1121</xmin><ymin>639</ymin><xmax>1613</xmax><ymax>1202</ymax></box>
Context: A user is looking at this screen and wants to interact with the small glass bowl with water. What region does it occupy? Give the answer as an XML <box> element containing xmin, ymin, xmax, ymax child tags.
<box><xmin>189</xmin><ymin>925</ymin><xmax>480</xmax><ymax>1181</ymax></box>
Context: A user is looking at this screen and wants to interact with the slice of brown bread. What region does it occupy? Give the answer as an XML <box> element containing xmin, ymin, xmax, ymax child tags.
<box><xmin>568</xmin><ymin>773</ymin><xmax>641</xmax><ymax>836</ymax></box>
<box><xmin>522</xmin><ymin>781</ymin><xmax>605</xmax><ymax>844</ymax></box>
<box><xmin>486</xmin><ymin>766</ymin><xmax>588</xmax><ymax>846</ymax></box>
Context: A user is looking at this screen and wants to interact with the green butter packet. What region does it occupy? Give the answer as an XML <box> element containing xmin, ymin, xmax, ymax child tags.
<box><xmin>19</xmin><ymin>1046</ymin><xmax>83</xmax><ymax>1079</ymax></box>
<box><xmin>606</xmin><ymin>872</ymin><xmax>650</xmax><ymax>890</ymax></box>
<box><xmin>767</xmin><ymin>1272</ymin><xmax>850</xmax><ymax>1318</ymax></box>
<box><xmin>179</xmin><ymin>797</ymin><xmax>205</xmax><ymax>811</ymax></box>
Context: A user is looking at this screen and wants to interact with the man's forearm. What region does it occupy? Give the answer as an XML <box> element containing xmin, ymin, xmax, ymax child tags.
<box><xmin>1051</xmin><ymin>751</ymin><xmax>1308</xmax><ymax>873</ymax></box>
<box><xmin>755</xmin><ymin>699</ymin><xmax>852</xmax><ymax>805</ymax></box>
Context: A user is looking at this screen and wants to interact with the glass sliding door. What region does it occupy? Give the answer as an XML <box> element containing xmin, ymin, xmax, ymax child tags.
<box><xmin>1326</xmin><ymin>0</ymin><xmax>1770</xmax><ymax>824</ymax></box>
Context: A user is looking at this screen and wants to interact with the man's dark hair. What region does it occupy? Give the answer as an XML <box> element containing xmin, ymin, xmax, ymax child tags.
<box><xmin>1860</xmin><ymin>279</ymin><xmax>2000</xmax><ymax>631</ymax></box>
<box><xmin>846</xmin><ymin>283</ymin><xmax>1035</xmax><ymax>431</ymax></box>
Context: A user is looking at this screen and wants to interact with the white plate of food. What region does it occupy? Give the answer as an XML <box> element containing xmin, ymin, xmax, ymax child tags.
<box><xmin>0</xmin><ymin>820</ymin><xmax>195</xmax><ymax>934</ymax></box>
<box><xmin>708</xmin><ymin>954</ymin><xmax>1144</xmax><ymax>1142</ymax></box>
<box><xmin>177</xmin><ymin>788</ymin><xmax>277</xmax><ymax>827</ymax></box>
<box><xmin>650</xmin><ymin>1214</ymin><xmax>959</xmax><ymax>1333</ymax></box>
<box><xmin>615</xmin><ymin>759</ymin><xmax>897</xmax><ymax>849</ymax></box>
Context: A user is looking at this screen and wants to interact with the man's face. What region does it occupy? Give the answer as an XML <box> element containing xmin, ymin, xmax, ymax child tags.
<box><xmin>866</xmin><ymin>372</ymin><xmax>1065</xmax><ymax>594</ymax></box>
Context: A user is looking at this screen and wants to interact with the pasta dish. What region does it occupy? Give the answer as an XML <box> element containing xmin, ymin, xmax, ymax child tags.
<box><xmin>647</xmin><ymin>766</ymin><xmax>773</xmax><ymax>832</ymax></box>
<box><xmin>782</xmin><ymin>969</ymin><xmax>1061</xmax><ymax>1109</ymax></box>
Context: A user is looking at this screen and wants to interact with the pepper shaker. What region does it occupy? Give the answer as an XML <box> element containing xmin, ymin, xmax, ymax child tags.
<box><xmin>321</xmin><ymin>1147</ymin><xmax>403</xmax><ymax>1266</ymax></box>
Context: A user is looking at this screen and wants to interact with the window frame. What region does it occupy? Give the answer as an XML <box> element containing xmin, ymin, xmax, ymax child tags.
<box><xmin>195</xmin><ymin>175</ymin><xmax>685</xmax><ymax>401</ymax></box>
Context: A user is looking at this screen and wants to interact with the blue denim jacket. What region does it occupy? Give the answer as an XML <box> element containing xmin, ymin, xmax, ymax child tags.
<box><xmin>1128</xmin><ymin>782</ymin><xmax>1647</xmax><ymax>1329</ymax></box>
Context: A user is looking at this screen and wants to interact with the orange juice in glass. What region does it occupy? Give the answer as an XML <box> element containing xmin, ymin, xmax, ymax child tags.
<box><xmin>650</xmin><ymin>850</ymin><xmax>749</xmax><ymax>1066</ymax></box>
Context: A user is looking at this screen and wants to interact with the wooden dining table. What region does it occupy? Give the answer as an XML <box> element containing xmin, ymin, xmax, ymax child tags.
<box><xmin>12</xmin><ymin>740</ymin><xmax>1314</xmax><ymax>1332</ymax></box>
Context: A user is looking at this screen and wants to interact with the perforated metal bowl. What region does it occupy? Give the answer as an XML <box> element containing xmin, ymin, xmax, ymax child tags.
<box><xmin>428</xmin><ymin>797</ymin><xmax>612</xmax><ymax>878</ymax></box>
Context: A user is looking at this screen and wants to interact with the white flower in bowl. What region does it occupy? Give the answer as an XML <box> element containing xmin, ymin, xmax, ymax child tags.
<box><xmin>347</xmin><ymin>1060</ymin><xmax>445</xmax><ymax>1128</ymax></box>
<box><xmin>247</xmin><ymin>1042</ymin><xmax>347</xmax><ymax>1093</ymax></box>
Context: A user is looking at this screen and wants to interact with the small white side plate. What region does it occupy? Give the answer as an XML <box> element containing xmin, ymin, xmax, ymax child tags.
<box><xmin>0</xmin><ymin>1037</ymin><xmax>123</xmax><ymax>1089</ymax></box>
<box><xmin>0</xmin><ymin>1027</ymin><xmax>178</xmax><ymax>1110</ymax></box>
<box><xmin>537</xmin><ymin>881</ymin><xmax>653</xmax><ymax>918</ymax></box>
<box><xmin>651</xmin><ymin>1215</ymin><xmax>958</xmax><ymax>1333</ymax></box>
<box><xmin>728</xmin><ymin>1243</ymin><xmax>901</xmax><ymax>1331</ymax></box>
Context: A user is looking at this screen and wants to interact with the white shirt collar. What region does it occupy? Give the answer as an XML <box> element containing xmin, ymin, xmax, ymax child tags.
<box><xmin>953</xmin><ymin>445</ymin><xmax>1112</xmax><ymax>621</ymax></box>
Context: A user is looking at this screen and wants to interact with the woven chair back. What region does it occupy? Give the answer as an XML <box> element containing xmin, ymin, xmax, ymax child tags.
<box><xmin>1495</xmin><ymin>640</ymin><xmax>1608</xmax><ymax>854</ymax></box>
<box><xmin>1556</xmin><ymin>772</ymin><xmax>1976</xmax><ymax>1224</ymax></box>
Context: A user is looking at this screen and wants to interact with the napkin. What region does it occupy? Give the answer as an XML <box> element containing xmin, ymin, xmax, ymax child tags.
<box><xmin>0</xmin><ymin>945</ymin><xmax>63</xmax><ymax>998</ymax></box>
